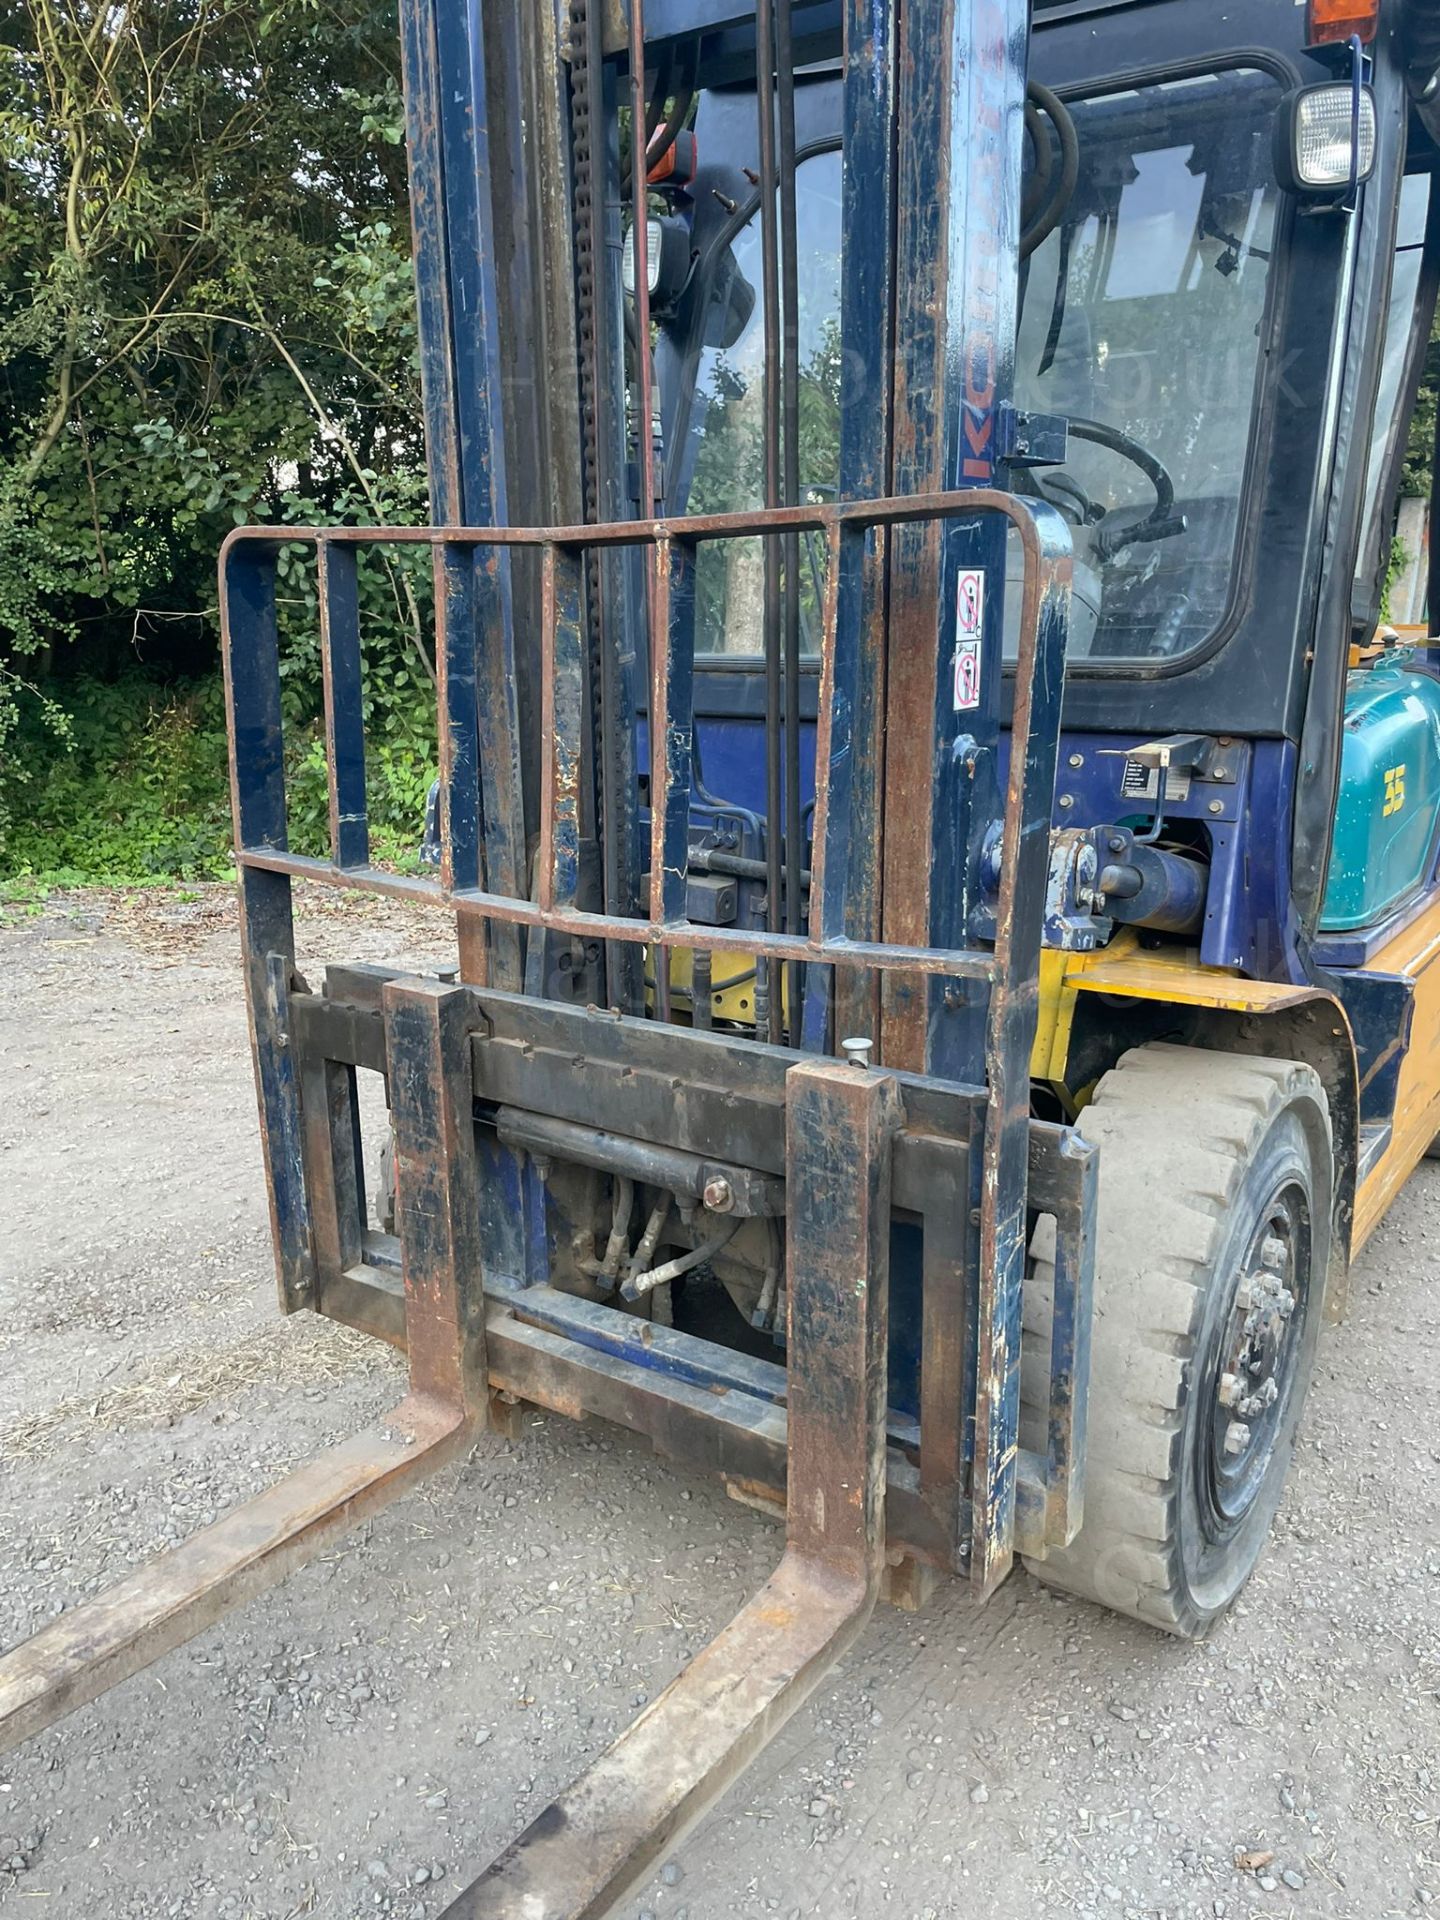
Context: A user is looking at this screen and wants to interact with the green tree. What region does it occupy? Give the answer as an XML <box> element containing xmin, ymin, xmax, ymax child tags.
<box><xmin>0</xmin><ymin>0</ymin><xmax>431</xmax><ymax>873</ymax></box>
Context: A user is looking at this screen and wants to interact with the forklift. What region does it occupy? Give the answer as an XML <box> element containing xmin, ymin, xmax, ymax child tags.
<box><xmin>6</xmin><ymin>0</ymin><xmax>1440</xmax><ymax>1912</ymax></box>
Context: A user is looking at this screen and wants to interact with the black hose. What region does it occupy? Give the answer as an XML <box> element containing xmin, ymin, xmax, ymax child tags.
<box><xmin>1066</xmin><ymin>415</ymin><xmax>1176</xmax><ymax>521</ymax></box>
<box><xmin>645</xmin><ymin>46</ymin><xmax>675</xmax><ymax>143</ymax></box>
<box><xmin>647</xmin><ymin>38</ymin><xmax>699</xmax><ymax>177</ymax></box>
<box><xmin>1021</xmin><ymin>99</ymin><xmax>1055</xmax><ymax>229</ymax></box>
<box><xmin>621</xmin><ymin>45</ymin><xmax>675</xmax><ymax>200</ymax></box>
<box><xmin>1021</xmin><ymin>81</ymin><xmax>1079</xmax><ymax>260</ymax></box>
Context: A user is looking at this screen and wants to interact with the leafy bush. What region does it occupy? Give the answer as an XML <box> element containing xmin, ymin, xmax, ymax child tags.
<box><xmin>0</xmin><ymin>0</ymin><xmax>429</xmax><ymax>877</ymax></box>
<box><xmin>4</xmin><ymin>673</ymin><xmax>232</xmax><ymax>880</ymax></box>
<box><xmin>3</xmin><ymin>662</ymin><xmax>435</xmax><ymax>883</ymax></box>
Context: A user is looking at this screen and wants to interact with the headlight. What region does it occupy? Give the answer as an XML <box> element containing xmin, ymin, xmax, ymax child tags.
<box><xmin>621</xmin><ymin>216</ymin><xmax>691</xmax><ymax>308</ymax></box>
<box><xmin>622</xmin><ymin>217</ymin><xmax>664</xmax><ymax>295</ymax></box>
<box><xmin>1276</xmin><ymin>83</ymin><xmax>1378</xmax><ymax>196</ymax></box>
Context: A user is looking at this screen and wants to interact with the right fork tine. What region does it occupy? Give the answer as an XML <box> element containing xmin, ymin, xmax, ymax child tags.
<box><xmin>437</xmin><ymin>1057</ymin><xmax>900</xmax><ymax>1920</ymax></box>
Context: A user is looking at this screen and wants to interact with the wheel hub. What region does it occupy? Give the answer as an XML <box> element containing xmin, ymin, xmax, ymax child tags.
<box><xmin>1206</xmin><ymin>1190</ymin><xmax>1309</xmax><ymax>1525</ymax></box>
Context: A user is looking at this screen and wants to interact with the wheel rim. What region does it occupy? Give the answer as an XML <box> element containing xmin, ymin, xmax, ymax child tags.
<box><xmin>1201</xmin><ymin>1181</ymin><xmax>1312</xmax><ymax>1535</ymax></box>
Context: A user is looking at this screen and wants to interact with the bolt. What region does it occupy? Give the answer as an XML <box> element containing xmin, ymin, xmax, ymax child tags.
<box><xmin>1108</xmin><ymin>834</ymin><xmax>1127</xmax><ymax>855</ymax></box>
<box><xmin>1241</xmin><ymin>1378</ymin><xmax>1279</xmax><ymax>1418</ymax></box>
<box><xmin>1059</xmin><ymin>794</ymin><xmax>1075</xmax><ymax>811</ymax></box>
<box><xmin>703</xmin><ymin>1175</ymin><xmax>735</xmax><ymax>1214</ymax></box>
<box><xmin>1208</xmin><ymin>800</ymin><xmax>1224</xmax><ymax>816</ymax></box>
<box><xmin>1069</xmin><ymin>753</ymin><xmax>1084</xmax><ymax>769</ymax></box>
<box><xmin>1224</xmin><ymin>1420</ymin><xmax>1253</xmax><ymax>1457</ymax></box>
<box><xmin>841</xmin><ymin>1036</ymin><xmax>874</xmax><ymax>1071</ymax></box>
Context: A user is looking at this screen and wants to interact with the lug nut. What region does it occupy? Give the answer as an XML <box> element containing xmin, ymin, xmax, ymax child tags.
<box><xmin>1240</xmin><ymin>1378</ymin><xmax>1279</xmax><ymax>1419</ymax></box>
<box><xmin>703</xmin><ymin>1175</ymin><xmax>735</xmax><ymax>1214</ymax></box>
<box><xmin>1219</xmin><ymin>1372</ymin><xmax>1241</xmax><ymax>1408</ymax></box>
<box><xmin>1224</xmin><ymin>1420</ymin><xmax>1253</xmax><ymax>1457</ymax></box>
<box><xmin>1261</xmin><ymin>1235</ymin><xmax>1287</xmax><ymax>1272</ymax></box>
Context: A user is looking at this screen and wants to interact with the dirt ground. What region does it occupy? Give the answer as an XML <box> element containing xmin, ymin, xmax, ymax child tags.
<box><xmin>3</xmin><ymin>886</ymin><xmax>1440</xmax><ymax>1920</ymax></box>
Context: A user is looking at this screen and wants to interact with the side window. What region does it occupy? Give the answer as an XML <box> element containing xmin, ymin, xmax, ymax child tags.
<box><xmin>1358</xmin><ymin>172</ymin><xmax>1434</xmax><ymax>624</ymax></box>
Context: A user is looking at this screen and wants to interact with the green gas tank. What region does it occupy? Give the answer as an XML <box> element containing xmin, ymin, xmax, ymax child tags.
<box><xmin>1320</xmin><ymin>651</ymin><xmax>1440</xmax><ymax>934</ymax></box>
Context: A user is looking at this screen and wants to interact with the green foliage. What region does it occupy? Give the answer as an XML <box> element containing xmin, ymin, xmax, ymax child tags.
<box><xmin>0</xmin><ymin>0</ymin><xmax>429</xmax><ymax>876</ymax></box>
<box><xmin>689</xmin><ymin>318</ymin><xmax>843</xmax><ymax>650</ymax></box>
<box><xmin>1381</xmin><ymin>536</ymin><xmax>1411</xmax><ymax>626</ymax></box>
<box><xmin>1404</xmin><ymin>311</ymin><xmax>1440</xmax><ymax>500</ymax></box>
<box><xmin>5</xmin><ymin>673</ymin><xmax>232</xmax><ymax>879</ymax></box>
<box><xmin>3</xmin><ymin>663</ymin><xmax>434</xmax><ymax>883</ymax></box>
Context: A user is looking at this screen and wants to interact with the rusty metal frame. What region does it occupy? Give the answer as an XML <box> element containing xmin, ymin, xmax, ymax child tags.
<box><xmin>0</xmin><ymin>473</ymin><xmax>1081</xmax><ymax>1920</ymax></box>
<box><xmin>0</xmin><ymin>4</ymin><xmax>1103</xmax><ymax>1911</ymax></box>
<box><xmin>276</xmin><ymin>960</ymin><xmax>1094</xmax><ymax>1568</ymax></box>
<box><xmin>218</xmin><ymin>488</ymin><xmax>1067</xmax><ymax>978</ymax></box>
<box><xmin>219</xmin><ymin>483</ymin><xmax>1072</xmax><ymax>1593</ymax></box>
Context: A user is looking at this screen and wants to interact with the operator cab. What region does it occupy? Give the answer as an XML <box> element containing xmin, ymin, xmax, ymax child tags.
<box><xmin>636</xmin><ymin>0</ymin><xmax>1440</xmax><ymax>1040</ymax></box>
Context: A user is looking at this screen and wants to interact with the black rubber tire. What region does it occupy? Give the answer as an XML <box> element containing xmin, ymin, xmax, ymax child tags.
<box><xmin>1020</xmin><ymin>1043</ymin><xmax>1333</xmax><ymax>1640</ymax></box>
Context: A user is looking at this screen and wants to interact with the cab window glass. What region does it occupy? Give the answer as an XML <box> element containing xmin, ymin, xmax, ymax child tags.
<box><xmin>683</xmin><ymin>149</ymin><xmax>842</xmax><ymax>657</ymax></box>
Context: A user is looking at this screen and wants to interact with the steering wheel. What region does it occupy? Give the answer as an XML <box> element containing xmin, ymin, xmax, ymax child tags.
<box><xmin>1040</xmin><ymin>416</ymin><xmax>1187</xmax><ymax>563</ymax></box>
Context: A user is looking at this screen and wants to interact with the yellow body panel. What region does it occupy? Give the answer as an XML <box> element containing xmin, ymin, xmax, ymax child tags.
<box><xmin>1350</xmin><ymin>896</ymin><xmax>1440</xmax><ymax>1248</ymax></box>
<box><xmin>668</xmin><ymin>903</ymin><xmax>1440</xmax><ymax>1254</ymax></box>
<box><xmin>1029</xmin><ymin>933</ymin><xmax>1327</xmax><ymax>1080</ymax></box>
<box><xmin>1034</xmin><ymin>902</ymin><xmax>1440</xmax><ymax>1257</ymax></box>
<box><xmin>659</xmin><ymin>950</ymin><xmax>791</xmax><ymax>1025</ymax></box>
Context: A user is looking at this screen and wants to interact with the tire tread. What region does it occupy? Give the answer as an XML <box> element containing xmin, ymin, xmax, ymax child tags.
<box><xmin>1020</xmin><ymin>1043</ymin><xmax>1330</xmax><ymax>1638</ymax></box>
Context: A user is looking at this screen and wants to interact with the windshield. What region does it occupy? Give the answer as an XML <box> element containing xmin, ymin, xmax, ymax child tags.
<box><xmin>676</xmin><ymin>66</ymin><xmax>1284</xmax><ymax>669</ymax></box>
<box><xmin>1014</xmin><ymin>67</ymin><xmax>1284</xmax><ymax>663</ymax></box>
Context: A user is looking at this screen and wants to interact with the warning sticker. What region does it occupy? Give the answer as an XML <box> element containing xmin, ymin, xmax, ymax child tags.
<box><xmin>954</xmin><ymin>568</ymin><xmax>986</xmax><ymax>712</ymax></box>
<box><xmin>954</xmin><ymin>639</ymin><xmax>983</xmax><ymax>712</ymax></box>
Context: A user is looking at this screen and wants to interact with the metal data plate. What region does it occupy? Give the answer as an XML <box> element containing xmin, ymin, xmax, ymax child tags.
<box><xmin>1121</xmin><ymin>759</ymin><xmax>1191</xmax><ymax>803</ymax></box>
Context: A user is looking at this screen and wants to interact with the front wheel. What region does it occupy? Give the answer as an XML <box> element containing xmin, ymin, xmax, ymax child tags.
<box><xmin>1021</xmin><ymin>1043</ymin><xmax>1334</xmax><ymax>1640</ymax></box>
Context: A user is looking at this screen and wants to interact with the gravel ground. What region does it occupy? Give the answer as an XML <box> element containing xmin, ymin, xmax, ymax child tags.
<box><xmin>2</xmin><ymin>885</ymin><xmax>1439</xmax><ymax>1920</ymax></box>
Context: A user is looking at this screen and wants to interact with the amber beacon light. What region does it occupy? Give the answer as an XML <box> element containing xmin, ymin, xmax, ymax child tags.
<box><xmin>1307</xmin><ymin>0</ymin><xmax>1380</xmax><ymax>46</ymax></box>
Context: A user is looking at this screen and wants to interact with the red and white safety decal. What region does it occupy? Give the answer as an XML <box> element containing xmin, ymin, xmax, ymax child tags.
<box><xmin>954</xmin><ymin>567</ymin><xmax>986</xmax><ymax>711</ymax></box>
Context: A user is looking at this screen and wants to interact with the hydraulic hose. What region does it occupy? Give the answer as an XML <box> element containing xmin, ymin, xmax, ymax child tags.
<box><xmin>1067</xmin><ymin>416</ymin><xmax>1176</xmax><ymax>522</ymax></box>
<box><xmin>1021</xmin><ymin>80</ymin><xmax>1079</xmax><ymax>260</ymax></box>
<box><xmin>623</xmin><ymin>1216</ymin><xmax>744</xmax><ymax>1300</ymax></box>
<box><xmin>646</xmin><ymin>38</ymin><xmax>699</xmax><ymax>178</ymax></box>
